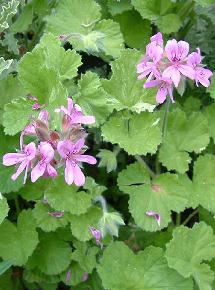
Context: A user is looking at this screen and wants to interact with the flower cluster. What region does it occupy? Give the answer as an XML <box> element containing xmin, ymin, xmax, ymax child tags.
<box><xmin>137</xmin><ymin>32</ymin><xmax>213</xmax><ymax>104</ymax></box>
<box><xmin>3</xmin><ymin>97</ymin><xmax>97</xmax><ymax>186</ymax></box>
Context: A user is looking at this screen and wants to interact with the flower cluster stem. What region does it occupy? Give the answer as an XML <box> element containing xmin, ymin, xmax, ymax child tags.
<box><xmin>182</xmin><ymin>209</ymin><xmax>198</xmax><ymax>226</ymax></box>
<box><xmin>94</xmin><ymin>195</ymin><xmax>108</xmax><ymax>213</ymax></box>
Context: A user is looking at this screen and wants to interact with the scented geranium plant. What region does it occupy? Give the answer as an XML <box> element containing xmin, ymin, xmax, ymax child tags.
<box><xmin>0</xmin><ymin>0</ymin><xmax>215</xmax><ymax>290</ymax></box>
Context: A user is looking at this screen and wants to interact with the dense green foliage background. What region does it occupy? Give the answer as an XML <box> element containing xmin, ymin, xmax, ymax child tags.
<box><xmin>0</xmin><ymin>0</ymin><xmax>215</xmax><ymax>289</ymax></box>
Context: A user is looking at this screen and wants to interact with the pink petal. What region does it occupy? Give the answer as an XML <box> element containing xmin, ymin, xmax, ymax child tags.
<box><xmin>187</xmin><ymin>51</ymin><xmax>201</xmax><ymax>67</ymax></box>
<box><xmin>75</xmin><ymin>155</ymin><xmax>97</xmax><ymax>164</ymax></box>
<box><xmin>73</xmin><ymin>138</ymin><xmax>85</xmax><ymax>153</ymax></box>
<box><xmin>144</xmin><ymin>79</ymin><xmax>162</xmax><ymax>88</ymax></box>
<box><xmin>24</xmin><ymin>142</ymin><xmax>37</xmax><ymax>160</ymax></box>
<box><xmin>47</xmin><ymin>164</ymin><xmax>58</xmax><ymax>178</ymax></box>
<box><xmin>73</xmin><ymin>164</ymin><xmax>85</xmax><ymax>186</ymax></box>
<box><xmin>57</xmin><ymin>140</ymin><xmax>73</xmax><ymax>159</ymax></box>
<box><xmin>178</xmin><ymin>64</ymin><xmax>195</xmax><ymax>80</ymax></box>
<box><xmin>177</xmin><ymin>41</ymin><xmax>189</xmax><ymax>60</ymax></box>
<box><xmin>67</xmin><ymin>97</ymin><xmax>74</xmax><ymax>115</ymax></box>
<box><xmin>39</xmin><ymin>110</ymin><xmax>49</xmax><ymax>124</ymax></box>
<box><xmin>39</xmin><ymin>142</ymin><xmax>54</xmax><ymax>163</ymax></box>
<box><xmin>3</xmin><ymin>153</ymin><xmax>26</xmax><ymax>166</ymax></box>
<box><xmin>74</xmin><ymin>115</ymin><xmax>95</xmax><ymax>125</ymax></box>
<box><xmin>156</xmin><ymin>86</ymin><xmax>167</xmax><ymax>104</ymax></box>
<box><xmin>31</xmin><ymin>162</ymin><xmax>46</xmax><ymax>182</ymax></box>
<box><xmin>146</xmin><ymin>211</ymin><xmax>161</xmax><ymax>226</ymax></box>
<box><xmin>196</xmin><ymin>68</ymin><xmax>213</xmax><ymax>87</ymax></box>
<box><xmin>11</xmin><ymin>160</ymin><xmax>28</xmax><ymax>181</ymax></box>
<box><xmin>65</xmin><ymin>160</ymin><xmax>74</xmax><ymax>185</ymax></box>
<box><xmin>150</xmin><ymin>32</ymin><xmax>163</xmax><ymax>47</ymax></box>
<box><xmin>163</xmin><ymin>66</ymin><xmax>181</xmax><ymax>87</ymax></box>
<box><xmin>165</xmin><ymin>39</ymin><xmax>178</xmax><ymax>61</ymax></box>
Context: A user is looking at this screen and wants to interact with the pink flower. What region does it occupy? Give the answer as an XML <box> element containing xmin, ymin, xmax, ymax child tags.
<box><xmin>32</xmin><ymin>103</ymin><xmax>41</xmax><ymax>110</ymax></box>
<box><xmin>150</xmin><ymin>32</ymin><xmax>163</xmax><ymax>47</ymax></box>
<box><xmin>55</xmin><ymin>97</ymin><xmax>95</xmax><ymax>126</ymax></box>
<box><xmin>48</xmin><ymin>211</ymin><xmax>64</xmax><ymax>218</ymax></box>
<box><xmin>146</xmin><ymin>211</ymin><xmax>161</xmax><ymax>226</ymax></box>
<box><xmin>3</xmin><ymin>142</ymin><xmax>36</xmax><ymax>184</ymax></box>
<box><xmin>187</xmin><ymin>48</ymin><xmax>213</xmax><ymax>87</ymax></box>
<box><xmin>163</xmin><ymin>39</ymin><xmax>195</xmax><ymax>87</ymax></box>
<box><xmin>89</xmin><ymin>227</ymin><xmax>102</xmax><ymax>246</ymax></box>
<box><xmin>144</xmin><ymin>77</ymin><xmax>174</xmax><ymax>104</ymax></box>
<box><xmin>57</xmin><ymin>139</ymin><xmax>97</xmax><ymax>186</ymax></box>
<box><xmin>31</xmin><ymin>142</ymin><xmax>57</xmax><ymax>182</ymax></box>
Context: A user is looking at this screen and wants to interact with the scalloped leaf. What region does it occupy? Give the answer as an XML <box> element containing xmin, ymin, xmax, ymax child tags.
<box><xmin>0</xmin><ymin>210</ymin><xmax>39</xmax><ymax>266</ymax></box>
<box><xmin>101</xmin><ymin>111</ymin><xmax>162</xmax><ymax>155</ymax></box>
<box><xmin>204</xmin><ymin>103</ymin><xmax>215</xmax><ymax>142</ymax></box>
<box><xmin>97</xmin><ymin>241</ymin><xmax>193</xmax><ymax>290</ymax></box>
<box><xmin>159</xmin><ymin>109</ymin><xmax>209</xmax><ymax>174</ymax></box>
<box><xmin>102</xmin><ymin>49</ymin><xmax>156</xmax><ymax>112</ymax></box>
<box><xmin>127</xmin><ymin>173</ymin><xmax>192</xmax><ymax>231</ymax></box>
<box><xmin>166</xmin><ymin>222</ymin><xmax>215</xmax><ymax>290</ymax></box>
<box><xmin>0</xmin><ymin>194</ymin><xmax>9</xmax><ymax>225</ymax></box>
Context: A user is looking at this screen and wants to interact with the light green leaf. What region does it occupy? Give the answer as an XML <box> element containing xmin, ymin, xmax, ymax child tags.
<box><xmin>0</xmin><ymin>57</ymin><xmax>13</xmax><ymax>75</ymax></box>
<box><xmin>0</xmin><ymin>0</ymin><xmax>19</xmax><ymax>31</ymax></box>
<box><xmin>75</xmin><ymin>71</ymin><xmax>111</xmax><ymax>126</ymax></box>
<box><xmin>159</xmin><ymin>109</ymin><xmax>209</xmax><ymax>174</ymax></box>
<box><xmin>166</xmin><ymin>222</ymin><xmax>215</xmax><ymax>290</ymax></box>
<box><xmin>97</xmin><ymin>149</ymin><xmax>118</xmax><ymax>173</ymax></box>
<box><xmin>46</xmin><ymin>0</ymin><xmax>123</xmax><ymax>58</ymax></box>
<box><xmin>27</xmin><ymin>232</ymin><xmax>71</xmax><ymax>275</ymax></box>
<box><xmin>0</xmin><ymin>33</ymin><xmax>19</xmax><ymax>55</ymax></box>
<box><xmin>117</xmin><ymin>161</ymin><xmax>151</xmax><ymax>192</ymax></box>
<box><xmin>71</xmin><ymin>241</ymin><xmax>99</xmax><ymax>273</ymax></box>
<box><xmin>114</xmin><ymin>10</ymin><xmax>152</xmax><ymax>49</ymax></box>
<box><xmin>101</xmin><ymin>111</ymin><xmax>161</xmax><ymax>155</ymax></box>
<box><xmin>83</xmin><ymin>177</ymin><xmax>107</xmax><ymax>198</ymax></box>
<box><xmin>69</xmin><ymin>206</ymin><xmax>102</xmax><ymax>241</ymax></box>
<box><xmin>107</xmin><ymin>0</ymin><xmax>132</xmax><ymax>15</ymax></box>
<box><xmin>156</xmin><ymin>13</ymin><xmax>181</xmax><ymax>33</ymax></box>
<box><xmin>192</xmin><ymin>155</ymin><xmax>215</xmax><ymax>213</ymax></box>
<box><xmin>3</xmin><ymin>97</ymin><xmax>36</xmax><ymax>135</ymax></box>
<box><xmin>102</xmin><ymin>49</ymin><xmax>156</xmax><ymax>112</ymax></box>
<box><xmin>127</xmin><ymin>173</ymin><xmax>191</xmax><ymax>231</ymax></box>
<box><xmin>44</xmin><ymin>176</ymin><xmax>92</xmax><ymax>215</ymax></box>
<box><xmin>131</xmin><ymin>0</ymin><xmax>161</xmax><ymax>21</ymax></box>
<box><xmin>0</xmin><ymin>194</ymin><xmax>9</xmax><ymax>225</ymax></box>
<box><xmin>11</xmin><ymin>2</ymin><xmax>33</xmax><ymax>33</ymax></box>
<box><xmin>97</xmin><ymin>241</ymin><xmax>193</xmax><ymax>290</ymax></box>
<box><xmin>204</xmin><ymin>103</ymin><xmax>215</xmax><ymax>142</ymax></box>
<box><xmin>32</xmin><ymin>202</ymin><xmax>69</xmax><ymax>232</ymax></box>
<box><xmin>99</xmin><ymin>211</ymin><xmax>125</xmax><ymax>237</ymax></box>
<box><xmin>207</xmin><ymin>74</ymin><xmax>215</xmax><ymax>99</ymax></box>
<box><xmin>0</xmin><ymin>210</ymin><xmax>39</xmax><ymax>266</ymax></box>
<box><xmin>19</xmin><ymin>178</ymin><xmax>47</xmax><ymax>201</ymax></box>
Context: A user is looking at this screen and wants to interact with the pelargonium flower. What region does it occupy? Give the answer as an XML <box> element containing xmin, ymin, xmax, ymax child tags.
<box><xmin>31</xmin><ymin>142</ymin><xmax>57</xmax><ymax>182</ymax></box>
<box><xmin>146</xmin><ymin>211</ymin><xmax>161</xmax><ymax>226</ymax></box>
<box><xmin>3</xmin><ymin>142</ymin><xmax>36</xmax><ymax>184</ymax></box>
<box><xmin>187</xmin><ymin>48</ymin><xmax>213</xmax><ymax>87</ymax></box>
<box><xmin>162</xmin><ymin>39</ymin><xmax>194</xmax><ymax>87</ymax></box>
<box><xmin>57</xmin><ymin>138</ymin><xmax>97</xmax><ymax>186</ymax></box>
<box><xmin>144</xmin><ymin>77</ymin><xmax>174</xmax><ymax>104</ymax></box>
<box><xmin>89</xmin><ymin>227</ymin><xmax>102</xmax><ymax>246</ymax></box>
<box><xmin>55</xmin><ymin>97</ymin><xmax>95</xmax><ymax>126</ymax></box>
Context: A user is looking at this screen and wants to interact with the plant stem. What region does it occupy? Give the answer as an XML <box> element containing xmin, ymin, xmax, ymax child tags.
<box><xmin>94</xmin><ymin>195</ymin><xmax>108</xmax><ymax>213</ymax></box>
<box><xmin>135</xmin><ymin>155</ymin><xmax>156</xmax><ymax>179</ymax></box>
<box><xmin>176</xmin><ymin>213</ymin><xmax>181</xmax><ymax>226</ymax></box>
<box><xmin>182</xmin><ymin>209</ymin><xmax>198</xmax><ymax>226</ymax></box>
<box><xmin>155</xmin><ymin>97</ymin><xmax>171</xmax><ymax>174</ymax></box>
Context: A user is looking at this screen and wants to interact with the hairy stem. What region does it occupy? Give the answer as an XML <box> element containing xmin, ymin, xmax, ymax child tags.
<box><xmin>176</xmin><ymin>213</ymin><xmax>181</xmax><ymax>226</ymax></box>
<box><xmin>182</xmin><ymin>209</ymin><xmax>198</xmax><ymax>226</ymax></box>
<box><xmin>135</xmin><ymin>155</ymin><xmax>156</xmax><ymax>179</ymax></box>
<box><xmin>94</xmin><ymin>195</ymin><xmax>108</xmax><ymax>213</ymax></box>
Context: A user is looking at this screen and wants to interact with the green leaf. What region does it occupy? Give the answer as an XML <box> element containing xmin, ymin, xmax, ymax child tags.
<box><xmin>159</xmin><ymin>109</ymin><xmax>209</xmax><ymax>174</ymax></box>
<box><xmin>102</xmin><ymin>49</ymin><xmax>156</xmax><ymax>112</ymax></box>
<box><xmin>204</xmin><ymin>103</ymin><xmax>215</xmax><ymax>142</ymax></box>
<box><xmin>0</xmin><ymin>33</ymin><xmax>19</xmax><ymax>55</ymax></box>
<box><xmin>114</xmin><ymin>10</ymin><xmax>152</xmax><ymax>50</ymax></box>
<box><xmin>27</xmin><ymin>233</ymin><xmax>71</xmax><ymax>275</ymax></box>
<box><xmin>194</xmin><ymin>0</ymin><xmax>215</xmax><ymax>7</ymax></box>
<box><xmin>19</xmin><ymin>178</ymin><xmax>47</xmax><ymax>201</ymax></box>
<box><xmin>166</xmin><ymin>222</ymin><xmax>215</xmax><ymax>290</ymax></box>
<box><xmin>207</xmin><ymin>74</ymin><xmax>215</xmax><ymax>99</ymax></box>
<box><xmin>97</xmin><ymin>241</ymin><xmax>193</xmax><ymax>290</ymax></box>
<box><xmin>126</xmin><ymin>173</ymin><xmax>191</xmax><ymax>231</ymax></box>
<box><xmin>0</xmin><ymin>210</ymin><xmax>39</xmax><ymax>266</ymax></box>
<box><xmin>107</xmin><ymin>0</ymin><xmax>132</xmax><ymax>15</ymax></box>
<box><xmin>32</xmin><ymin>202</ymin><xmax>69</xmax><ymax>232</ymax></box>
<box><xmin>101</xmin><ymin>111</ymin><xmax>161</xmax><ymax>155</ymax></box>
<box><xmin>11</xmin><ymin>3</ymin><xmax>33</xmax><ymax>33</ymax></box>
<box><xmin>97</xmin><ymin>149</ymin><xmax>118</xmax><ymax>173</ymax></box>
<box><xmin>75</xmin><ymin>71</ymin><xmax>111</xmax><ymax>126</ymax></box>
<box><xmin>83</xmin><ymin>177</ymin><xmax>107</xmax><ymax>198</ymax></box>
<box><xmin>69</xmin><ymin>206</ymin><xmax>102</xmax><ymax>241</ymax></box>
<box><xmin>131</xmin><ymin>0</ymin><xmax>161</xmax><ymax>21</ymax></box>
<box><xmin>156</xmin><ymin>13</ymin><xmax>181</xmax><ymax>33</ymax></box>
<box><xmin>3</xmin><ymin>97</ymin><xmax>36</xmax><ymax>135</ymax></box>
<box><xmin>0</xmin><ymin>194</ymin><xmax>9</xmax><ymax>225</ymax></box>
<box><xmin>44</xmin><ymin>176</ymin><xmax>92</xmax><ymax>215</ymax></box>
<box><xmin>46</xmin><ymin>0</ymin><xmax>123</xmax><ymax>58</ymax></box>
<box><xmin>0</xmin><ymin>128</ymin><xmax>24</xmax><ymax>193</ymax></box>
<box><xmin>117</xmin><ymin>161</ymin><xmax>151</xmax><ymax>192</ymax></box>
<box><xmin>99</xmin><ymin>211</ymin><xmax>125</xmax><ymax>237</ymax></box>
<box><xmin>192</xmin><ymin>155</ymin><xmax>215</xmax><ymax>213</ymax></box>
<box><xmin>60</xmin><ymin>262</ymin><xmax>85</xmax><ymax>286</ymax></box>
<box><xmin>0</xmin><ymin>270</ymin><xmax>13</xmax><ymax>290</ymax></box>
<box><xmin>0</xmin><ymin>0</ymin><xmax>19</xmax><ymax>31</ymax></box>
<box><xmin>71</xmin><ymin>241</ymin><xmax>99</xmax><ymax>273</ymax></box>
<box><xmin>0</xmin><ymin>57</ymin><xmax>13</xmax><ymax>75</ymax></box>
<box><xmin>0</xmin><ymin>260</ymin><xmax>12</xmax><ymax>275</ymax></box>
